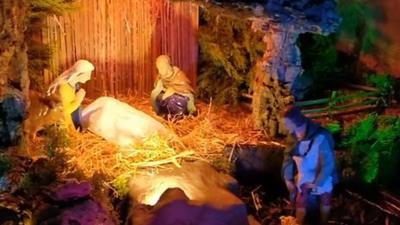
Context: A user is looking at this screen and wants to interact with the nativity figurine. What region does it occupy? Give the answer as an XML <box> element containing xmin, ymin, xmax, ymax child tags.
<box><xmin>47</xmin><ymin>59</ymin><xmax>95</xmax><ymax>132</ymax></box>
<box><xmin>45</xmin><ymin>60</ymin><xmax>169</xmax><ymax>147</ymax></box>
<box><xmin>81</xmin><ymin>96</ymin><xmax>168</xmax><ymax>147</ymax></box>
<box><xmin>151</xmin><ymin>55</ymin><xmax>196</xmax><ymax>118</ymax></box>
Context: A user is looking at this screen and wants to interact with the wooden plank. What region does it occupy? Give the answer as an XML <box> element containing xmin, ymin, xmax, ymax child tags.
<box><xmin>43</xmin><ymin>0</ymin><xmax>199</xmax><ymax>97</ymax></box>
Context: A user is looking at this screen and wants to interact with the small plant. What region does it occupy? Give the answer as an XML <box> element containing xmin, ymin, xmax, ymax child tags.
<box><xmin>341</xmin><ymin>114</ymin><xmax>400</xmax><ymax>186</ymax></box>
<box><xmin>365</xmin><ymin>73</ymin><xmax>395</xmax><ymax>107</ymax></box>
<box><xmin>19</xmin><ymin>159</ymin><xmax>57</xmax><ymax>190</ymax></box>
<box><xmin>43</xmin><ymin>125</ymin><xmax>70</xmax><ymax>157</ymax></box>
<box><xmin>325</xmin><ymin>121</ymin><xmax>341</xmax><ymax>135</ymax></box>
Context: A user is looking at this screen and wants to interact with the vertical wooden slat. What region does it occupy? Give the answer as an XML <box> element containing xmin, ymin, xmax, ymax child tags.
<box><xmin>43</xmin><ymin>0</ymin><xmax>198</xmax><ymax>97</ymax></box>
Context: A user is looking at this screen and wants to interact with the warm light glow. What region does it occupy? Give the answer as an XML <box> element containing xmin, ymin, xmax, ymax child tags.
<box><xmin>142</xmin><ymin>179</ymin><xmax>188</xmax><ymax>205</ymax></box>
<box><xmin>131</xmin><ymin>175</ymin><xmax>202</xmax><ymax>206</ymax></box>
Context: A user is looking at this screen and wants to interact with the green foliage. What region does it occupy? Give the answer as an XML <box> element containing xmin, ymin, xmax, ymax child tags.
<box><xmin>0</xmin><ymin>154</ymin><xmax>12</xmax><ymax>177</ymax></box>
<box><xmin>29</xmin><ymin>0</ymin><xmax>78</xmax><ymax>19</ymax></box>
<box><xmin>20</xmin><ymin>126</ymin><xmax>70</xmax><ymax>190</ymax></box>
<box><xmin>342</xmin><ymin>114</ymin><xmax>400</xmax><ymax>185</ymax></box>
<box><xmin>197</xmin><ymin>7</ymin><xmax>265</xmax><ymax>105</ymax></box>
<box><xmin>365</xmin><ymin>73</ymin><xmax>395</xmax><ymax>99</ymax></box>
<box><xmin>43</xmin><ymin>125</ymin><xmax>70</xmax><ymax>157</ymax></box>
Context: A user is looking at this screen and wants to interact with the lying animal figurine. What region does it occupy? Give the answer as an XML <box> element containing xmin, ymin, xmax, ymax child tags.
<box><xmin>25</xmin><ymin>91</ymin><xmax>64</xmax><ymax>140</ymax></box>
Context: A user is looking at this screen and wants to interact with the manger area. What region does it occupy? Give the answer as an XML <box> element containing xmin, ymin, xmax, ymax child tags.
<box><xmin>1</xmin><ymin>0</ymin><xmax>400</xmax><ymax>225</ymax></box>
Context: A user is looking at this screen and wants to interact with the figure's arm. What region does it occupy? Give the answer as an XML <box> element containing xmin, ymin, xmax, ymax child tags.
<box><xmin>282</xmin><ymin>146</ymin><xmax>297</xmax><ymax>202</ymax></box>
<box><xmin>314</xmin><ymin>135</ymin><xmax>335</xmax><ymax>187</ymax></box>
<box><xmin>282</xmin><ymin>151</ymin><xmax>295</xmax><ymax>182</ymax></box>
<box><xmin>282</xmin><ymin>135</ymin><xmax>297</xmax><ymax>181</ymax></box>
<box><xmin>162</xmin><ymin>88</ymin><xmax>176</xmax><ymax>100</ymax></box>
<box><xmin>59</xmin><ymin>85</ymin><xmax>86</xmax><ymax>114</ymax></box>
<box><xmin>151</xmin><ymin>80</ymin><xmax>164</xmax><ymax>113</ymax></box>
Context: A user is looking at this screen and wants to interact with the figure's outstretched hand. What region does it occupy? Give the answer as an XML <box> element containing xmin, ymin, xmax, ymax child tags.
<box><xmin>47</xmin><ymin>81</ymin><xmax>60</xmax><ymax>96</ymax></box>
<box><xmin>47</xmin><ymin>75</ymin><xmax>68</xmax><ymax>96</ymax></box>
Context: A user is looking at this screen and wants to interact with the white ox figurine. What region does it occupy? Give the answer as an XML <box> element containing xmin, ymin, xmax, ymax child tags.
<box><xmin>81</xmin><ymin>97</ymin><xmax>168</xmax><ymax>147</ymax></box>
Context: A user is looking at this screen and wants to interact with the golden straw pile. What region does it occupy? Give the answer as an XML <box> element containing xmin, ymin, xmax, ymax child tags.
<box><xmin>44</xmin><ymin>96</ymin><xmax>270</xmax><ymax>187</ymax></box>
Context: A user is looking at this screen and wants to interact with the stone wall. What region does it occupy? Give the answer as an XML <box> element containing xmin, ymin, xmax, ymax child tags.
<box><xmin>251</xmin><ymin>0</ymin><xmax>341</xmax><ymax>137</ymax></box>
<box><xmin>0</xmin><ymin>0</ymin><xmax>29</xmax><ymax>149</ymax></box>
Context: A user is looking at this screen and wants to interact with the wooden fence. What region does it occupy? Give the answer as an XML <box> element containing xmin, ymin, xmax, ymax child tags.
<box><xmin>43</xmin><ymin>0</ymin><xmax>199</xmax><ymax>97</ymax></box>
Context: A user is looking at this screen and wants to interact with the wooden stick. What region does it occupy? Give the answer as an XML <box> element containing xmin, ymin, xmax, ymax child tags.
<box><xmin>346</xmin><ymin>190</ymin><xmax>400</xmax><ymax>218</ymax></box>
<box><xmin>301</xmin><ymin>99</ymin><xmax>377</xmax><ymax>114</ymax></box>
<box><xmin>346</xmin><ymin>83</ymin><xmax>379</xmax><ymax>92</ymax></box>
<box><xmin>305</xmin><ymin>105</ymin><xmax>377</xmax><ymax>118</ymax></box>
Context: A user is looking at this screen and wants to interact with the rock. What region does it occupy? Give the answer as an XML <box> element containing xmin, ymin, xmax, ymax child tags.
<box><xmin>291</xmin><ymin>74</ymin><xmax>313</xmax><ymax>100</ymax></box>
<box><xmin>0</xmin><ymin>0</ymin><xmax>29</xmax><ymax>149</ymax></box>
<box><xmin>39</xmin><ymin>180</ymin><xmax>114</xmax><ymax>225</ymax></box>
<box><xmin>251</xmin><ymin>0</ymin><xmax>341</xmax><ymax>137</ymax></box>
<box><xmin>224</xmin><ymin>144</ymin><xmax>285</xmax><ymax>186</ymax></box>
<box><xmin>0</xmin><ymin>92</ymin><xmax>26</xmax><ymax>148</ymax></box>
<box><xmin>52</xmin><ymin>181</ymin><xmax>92</xmax><ymax>202</ymax></box>
<box><xmin>0</xmin><ymin>176</ymin><xmax>9</xmax><ymax>192</ymax></box>
<box><xmin>41</xmin><ymin>199</ymin><xmax>115</xmax><ymax>225</ymax></box>
<box><xmin>147</xmin><ymin>188</ymin><xmax>249</xmax><ymax>225</ymax></box>
<box><xmin>128</xmin><ymin>161</ymin><xmax>256</xmax><ymax>225</ymax></box>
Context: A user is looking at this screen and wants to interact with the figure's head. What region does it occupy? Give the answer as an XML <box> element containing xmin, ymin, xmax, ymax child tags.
<box><xmin>47</xmin><ymin>59</ymin><xmax>94</xmax><ymax>96</ymax></box>
<box><xmin>281</xmin><ymin>105</ymin><xmax>308</xmax><ymax>140</ymax></box>
<box><xmin>66</xmin><ymin>60</ymin><xmax>95</xmax><ymax>85</ymax></box>
<box><xmin>156</xmin><ymin>55</ymin><xmax>173</xmax><ymax>79</ymax></box>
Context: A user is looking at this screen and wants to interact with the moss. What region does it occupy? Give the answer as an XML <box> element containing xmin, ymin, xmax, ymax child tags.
<box><xmin>197</xmin><ymin>6</ymin><xmax>265</xmax><ymax>105</ymax></box>
<box><xmin>19</xmin><ymin>159</ymin><xmax>58</xmax><ymax>190</ymax></box>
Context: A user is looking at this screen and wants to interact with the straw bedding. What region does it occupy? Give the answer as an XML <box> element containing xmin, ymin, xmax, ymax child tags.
<box><xmin>31</xmin><ymin>95</ymin><xmax>272</xmax><ymax>193</ymax></box>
